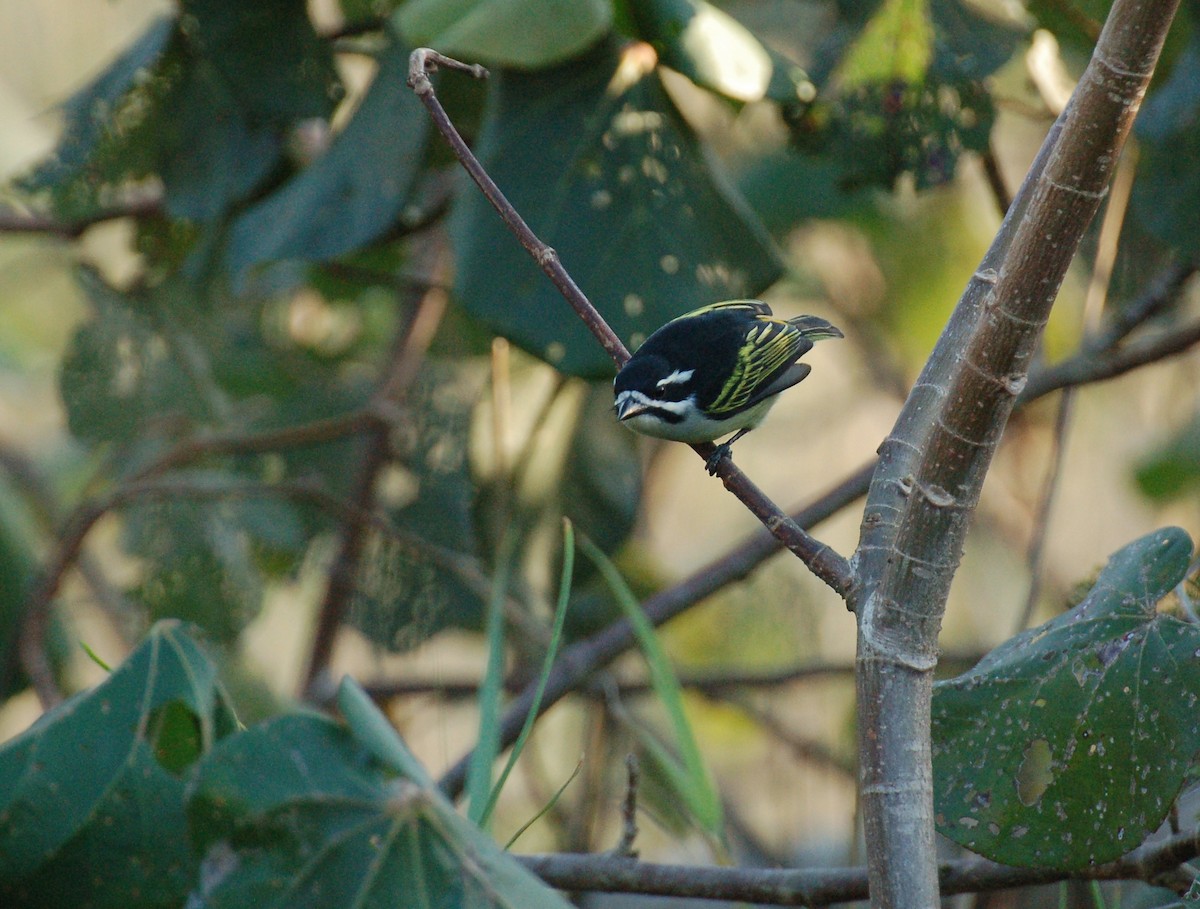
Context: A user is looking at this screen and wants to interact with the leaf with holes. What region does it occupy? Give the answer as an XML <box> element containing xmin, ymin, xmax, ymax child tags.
<box><xmin>186</xmin><ymin>710</ymin><xmax>574</xmax><ymax>909</ymax></box>
<box><xmin>0</xmin><ymin>621</ymin><xmax>237</xmax><ymax>908</ymax></box>
<box><xmin>933</xmin><ymin>527</ymin><xmax>1200</xmax><ymax>869</ymax></box>
<box><xmin>451</xmin><ymin>38</ymin><xmax>781</xmax><ymax>378</ymax></box>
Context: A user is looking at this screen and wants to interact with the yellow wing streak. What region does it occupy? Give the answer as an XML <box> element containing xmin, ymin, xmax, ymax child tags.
<box><xmin>709</xmin><ymin>318</ymin><xmax>805</xmax><ymax>415</ymax></box>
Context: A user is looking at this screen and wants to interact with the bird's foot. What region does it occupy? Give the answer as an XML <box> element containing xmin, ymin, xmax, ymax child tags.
<box><xmin>705</xmin><ymin>443</ymin><xmax>732</xmax><ymax>475</ymax></box>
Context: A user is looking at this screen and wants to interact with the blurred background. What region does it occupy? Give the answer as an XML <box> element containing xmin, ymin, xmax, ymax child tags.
<box><xmin>0</xmin><ymin>0</ymin><xmax>1197</xmax><ymax>894</ymax></box>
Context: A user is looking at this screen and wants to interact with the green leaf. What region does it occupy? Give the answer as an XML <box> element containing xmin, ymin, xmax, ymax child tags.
<box><xmin>1135</xmin><ymin>411</ymin><xmax>1200</xmax><ymax>501</ymax></box>
<box><xmin>224</xmin><ymin>36</ymin><xmax>430</xmax><ymax>283</ymax></box>
<box><xmin>122</xmin><ymin>493</ymin><xmax>267</xmax><ymax>642</ymax></box>
<box><xmin>349</xmin><ymin>360</ymin><xmax>490</xmax><ymax>648</ymax></box>
<box><xmin>933</xmin><ymin>527</ymin><xmax>1200</xmax><ymax>869</ymax></box>
<box><xmin>187</xmin><ymin>712</ymin><xmax>575</xmax><ymax>909</ymax></box>
<box><xmin>59</xmin><ymin>269</ymin><xmax>205</xmax><ymax>448</ymax></box>
<box><xmin>1132</xmin><ymin>39</ymin><xmax>1200</xmax><ymax>255</ymax></box>
<box><xmin>396</xmin><ymin>0</ymin><xmax>612</xmax><ymax>69</ymax></box>
<box><xmin>794</xmin><ymin>0</ymin><xmax>1022</xmax><ymax>189</ymax></box>
<box><xmin>578</xmin><ymin>533</ymin><xmax>723</xmax><ymax>835</ymax></box>
<box><xmin>466</xmin><ymin>529</ymin><xmax>518</xmax><ymax>827</ymax></box>
<box><xmin>0</xmin><ymin>621</ymin><xmax>237</xmax><ymax>908</ymax></box>
<box><xmin>451</xmin><ymin>39</ymin><xmax>782</xmax><ymax>377</ymax></box>
<box><xmin>627</xmin><ymin>0</ymin><xmax>816</xmax><ymax>108</ymax></box>
<box><xmin>833</xmin><ymin>0</ymin><xmax>934</xmax><ymax>88</ymax></box>
<box><xmin>20</xmin><ymin>14</ymin><xmax>177</xmax><ymax>208</ymax></box>
<box><xmin>181</xmin><ymin>0</ymin><xmax>338</xmax><ymax>120</ymax></box>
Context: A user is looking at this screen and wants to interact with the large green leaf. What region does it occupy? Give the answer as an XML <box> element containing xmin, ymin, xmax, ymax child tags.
<box><xmin>397</xmin><ymin>0</ymin><xmax>612</xmax><ymax>69</ymax></box>
<box><xmin>186</xmin><ymin>705</ymin><xmax>574</xmax><ymax>908</ymax></box>
<box><xmin>0</xmin><ymin>621</ymin><xmax>238</xmax><ymax>908</ymax></box>
<box><xmin>933</xmin><ymin>527</ymin><xmax>1200</xmax><ymax>869</ymax></box>
<box><xmin>627</xmin><ymin>0</ymin><xmax>815</xmax><ymax>109</ymax></box>
<box><xmin>224</xmin><ymin>36</ymin><xmax>430</xmax><ymax>283</ymax></box>
<box><xmin>451</xmin><ymin>39</ymin><xmax>782</xmax><ymax>377</ymax></box>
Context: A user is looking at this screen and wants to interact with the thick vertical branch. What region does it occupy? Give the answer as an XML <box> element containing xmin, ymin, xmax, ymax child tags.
<box><xmin>852</xmin><ymin>0</ymin><xmax>1179</xmax><ymax>905</ymax></box>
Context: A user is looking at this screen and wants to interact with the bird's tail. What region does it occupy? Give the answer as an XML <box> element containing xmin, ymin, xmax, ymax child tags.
<box><xmin>787</xmin><ymin>315</ymin><xmax>845</xmax><ymax>341</ymax></box>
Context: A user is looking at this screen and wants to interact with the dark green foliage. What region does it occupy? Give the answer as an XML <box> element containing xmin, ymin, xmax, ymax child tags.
<box><xmin>934</xmin><ymin>528</ymin><xmax>1200</xmax><ymax>869</ymax></box>
<box><xmin>795</xmin><ymin>0</ymin><xmax>1023</xmax><ymax>189</ymax></box>
<box><xmin>452</xmin><ymin>38</ymin><xmax>783</xmax><ymax>378</ymax></box>
<box><xmin>0</xmin><ymin>622</ymin><xmax>238</xmax><ymax>908</ymax></box>
<box><xmin>1132</xmin><ymin>37</ymin><xmax>1200</xmax><ymax>256</ymax></box>
<box><xmin>187</xmin><ymin>710</ymin><xmax>575</xmax><ymax>908</ymax></box>
<box><xmin>224</xmin><ymin>35</ymin><xmax>431</xmax><ymax>283</ymax></box>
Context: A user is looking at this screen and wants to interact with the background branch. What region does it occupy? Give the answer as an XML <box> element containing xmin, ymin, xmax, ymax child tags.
<box><xmin>517</xmin><ymin>827</ymin><xmax>1200</xmax><ymax>906</ymax></box>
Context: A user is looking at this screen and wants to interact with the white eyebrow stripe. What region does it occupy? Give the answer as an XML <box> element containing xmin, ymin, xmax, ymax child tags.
<box><xmin>656</xmin><ymin>368</ymin><xmax>695</xmax><ymax>388</ymax></box>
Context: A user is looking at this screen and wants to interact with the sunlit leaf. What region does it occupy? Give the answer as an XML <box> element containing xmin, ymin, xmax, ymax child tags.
<box><xmin>452</xmin><ymin>38</ymin><xmax>782</xmax><ymax>377</ymax></box>
<box><xmin>933</xmin><ymin>527</ymin><xmax>1200</xmax><ymax>869</ymax></box>
<box><xmin>397</xmin><ymin>0</ymin><xmax>612</xmax><ymax>69</ymax></box>
<box><xmin>628</xmin><ymin>0</ymin><xmax>815</xmax><ymax>108</ymax></box>
<box><xmin>0</xmin><ymin>621</ymin><xmax>237</xmax><ymax>908</ymax></box>
<box><xmin>187</xmin><ymin>712</ymin><xmax>575</xmax><ymax>908</ymax></box>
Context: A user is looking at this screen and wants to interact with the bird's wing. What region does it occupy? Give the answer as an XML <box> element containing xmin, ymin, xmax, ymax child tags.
<box><xmin>681</xmin><ymin>299</ymin><xmax>771</xmax><ymax>320</ymax></box>
<box><xmin>707</xmin><ymin>317</ymin><xmax>814</xmax><ymax>416</ymax></box>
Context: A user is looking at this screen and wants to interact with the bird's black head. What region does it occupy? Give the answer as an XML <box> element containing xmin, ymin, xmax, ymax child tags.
<box><xmin>614</xmin><ymin>353</ymin><xmax>695</xmax><ymax>402</ymax></box>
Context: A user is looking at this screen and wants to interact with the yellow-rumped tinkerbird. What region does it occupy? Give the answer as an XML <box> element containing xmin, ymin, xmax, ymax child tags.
<box><xmin>613</xmin><ymin>300</ymin><xmax>843</xmax><ymax>474</ymax></box>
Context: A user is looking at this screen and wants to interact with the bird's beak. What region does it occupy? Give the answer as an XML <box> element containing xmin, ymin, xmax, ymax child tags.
<box><xmin>614</xmin><ymin>395</ymin><xmax>648</xmax><ymax>422</ymax></box>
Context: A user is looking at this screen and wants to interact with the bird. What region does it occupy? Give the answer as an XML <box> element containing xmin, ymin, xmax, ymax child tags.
<box><xmin>613</xmin><ymin>300</ymin><xmax>843</xmax><ymax>474</ymax></box>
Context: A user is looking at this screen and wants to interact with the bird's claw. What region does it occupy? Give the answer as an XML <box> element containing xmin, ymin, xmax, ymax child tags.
<box><xmin>705</xmin><ymin>444</ymin><xmax>732</xmax><ymax>475</ymax></box>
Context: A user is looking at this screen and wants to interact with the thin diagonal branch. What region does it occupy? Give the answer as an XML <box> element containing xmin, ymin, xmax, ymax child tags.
<box><xmin>406</xmin><ymin>48</ymin><xmax>855</xmax><ymax>602</ymax></box>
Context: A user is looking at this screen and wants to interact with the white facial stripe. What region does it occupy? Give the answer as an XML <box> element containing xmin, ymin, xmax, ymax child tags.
<box><xmin>656</xmin><ymin>368</ymin><xmax>695</xmax><ymax>389</ymax></box>
<box><xmin>641</xmin><ymin>395</ymin><xmax>692</xmax><ymax>416</ymax></box>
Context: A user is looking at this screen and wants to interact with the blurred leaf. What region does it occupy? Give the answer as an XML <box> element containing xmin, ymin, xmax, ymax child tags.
<box><xmin>628</xmin><ymin>0</ymin><xmax>815</xmax><ymax>108</ymax></box>
<box><xmin>795</xmin><ymin>0</ymin><xmax>1022</xmax><ymax>189</ymax></box>
<box><xmin>122</xmin><ymin>493</ymin><xmax>270</xmax><ymax>641</ymax></box>
<box><xmin>579</xmin><ymin>533</ymin><xmax>723</xmax><ymax>835</ymax></box>
<box><xmin>0</xmin><ymin>621</ymin><xmax>237</xmax><ymax>908</ymax></box>
<box><xmin>59</xmin><ymin>269</ymin><xmax>205</xmax><ymax>447</ymax></box>
<box><xmin>452</xmin><ymin>39</ymin><xmax>782</xmax><ymax>377</ymax></box>
<box><xmin>560</xmin><ymin>385</ymin><xmax>642</xmax><ymax>557</ymax></box>
<box><xmin>396</xmin><ymin>0</ymin><xmax>612</xmax><ymax>69</ymax></box>
<box><xmin>24</xmin><ymin>2</ymin><xmax>339</xmax><ymax>221</ymax></box>
<box><xmin>1135</xmin><ymin>412</ymin><xmax>1200</xmax><ymax>501</ymax></box>
<box><xmin>187</xmin><ymin>712</ymin><xmax>575</xmax><ymax>909</ymax></box>
<box><xmin>350</xmin><ymin>360</ymin><xmax>489</xmax><ymax>648</ymax></box>
<box><xmin>834</xmin><ymin>0</ymin><xmax>934</xmax><ymax>87</ymax></box>
<box><xmin>21</xmin><ymin>14</ymin><xmax>177</xmax><ymax>209</ymax></box>
<box><xmin>933</xmin><ymin>527</ymin><xmax>1200</xmax><ymax>869</ymax></box>
<box><xmin>466</xmin><ymin>530</ymin><xmax>517</xmax><ymax>827</ymax></box>
<box><xmin>224</xmin><ymin>36</ymin><xmax>430</xmax><ymax>283</ymax></box>
<box><xmin>336</xmin><ymin>676</ymin><xmax>433</xmax><ymax>786</ymax></box>
<box><xmin>181</xmin><ymin>0</ymin><xmax>339</xmax><ymax>122</ymax></box>
<box><xmin>1132</xmin><ymin>37</ymin><xmax>1200</xmax><ymax>255</ymax></box>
